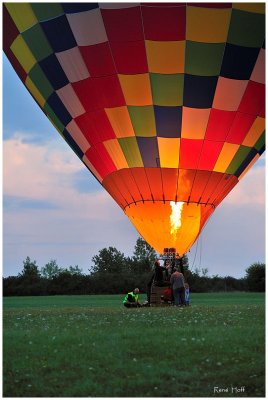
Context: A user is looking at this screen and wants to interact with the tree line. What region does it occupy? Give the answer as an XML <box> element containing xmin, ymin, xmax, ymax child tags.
<box><xmin>3</xmin><ymin>237</ymin><xmax>265</xmax><ymax>296</ymax></box>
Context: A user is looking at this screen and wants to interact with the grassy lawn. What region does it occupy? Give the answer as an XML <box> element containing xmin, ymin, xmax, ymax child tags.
<box><xmin>3</xmin><ymin>292</ymin><xmax>265</xmax><ymax>397</ymax></box>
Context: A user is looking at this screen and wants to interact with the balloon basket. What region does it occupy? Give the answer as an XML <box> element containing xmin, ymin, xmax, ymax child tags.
<box><xmin>150</xmin><ymin>283</ymin><xmax>171</xmax><ymax>307</ymax></box>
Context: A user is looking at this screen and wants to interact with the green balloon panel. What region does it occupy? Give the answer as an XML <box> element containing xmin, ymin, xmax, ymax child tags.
<box><xmin>4</xmin><ymin>2</ymin><xmax>265</xmax><ymax>212</ymax></box>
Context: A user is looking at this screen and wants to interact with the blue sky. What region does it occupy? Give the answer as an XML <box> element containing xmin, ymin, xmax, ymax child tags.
<box><xmin>3</xmin><ymin>54</ymin><xmax>266</xmax><ymax>278</ymax></box>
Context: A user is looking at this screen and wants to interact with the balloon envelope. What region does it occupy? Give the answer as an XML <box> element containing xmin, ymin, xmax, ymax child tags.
<box><xmin>4</xmin><ymin>3</ymin><xmax>265</xmax><ymax>255</ymax></box>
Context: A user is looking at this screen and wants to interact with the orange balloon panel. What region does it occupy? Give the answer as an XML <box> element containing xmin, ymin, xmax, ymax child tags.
<box><xmin>4</xmin><ymin>3</ymin><xmax>265</xmax><ymax>257</ymax></box>
<box><xmin>125</xmin><ymin>202</ymin><xmax>205</xmax><ymax>255</ymax></box>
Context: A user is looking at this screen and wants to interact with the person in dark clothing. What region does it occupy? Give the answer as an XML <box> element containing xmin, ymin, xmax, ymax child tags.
<box><xmin>147</xmin><ymin>260</ymin><xmax>168</xmax><ymax>304</ymax></box>
<box><xmin>170</xmin><ymin>268</ymin><xmax>186</xmax><ymax>306</ymax></box>
<box><xmin>164</xmin><ymin>259</ymin><xmax>172</xmax><ymax>281</ymax></box>
<box><xmin>153</xmin><ymin>260</ymin><xmax>167</xmax><ymax>286</ymax></box>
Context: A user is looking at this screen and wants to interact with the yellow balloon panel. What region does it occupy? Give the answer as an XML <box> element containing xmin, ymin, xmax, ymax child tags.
<box><xmin>125</xmin><ymin>201</ymin><xmax>202</xmax><ymax>255</ymax></box>
<box><xmin>3</xmin><ymin>3</ymin><xmax>265</xmax><ymax>258</ymax></box>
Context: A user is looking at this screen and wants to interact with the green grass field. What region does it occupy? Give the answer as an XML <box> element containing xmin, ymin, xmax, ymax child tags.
<box><xmin>3</xmin><ymin>292</ymin><xmax>265</xmax><ymax>397</ymax></box>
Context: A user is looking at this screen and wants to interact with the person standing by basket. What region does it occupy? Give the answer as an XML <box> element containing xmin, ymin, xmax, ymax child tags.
<box><xmin>170</xmin><ymin>268</ymin><xmax>186</xmax><ymax>306</ymax></box>
<box><xmin>184</xmin><ymin>282</ymin><xmax>190</xmax><ymax>306</ymax></box>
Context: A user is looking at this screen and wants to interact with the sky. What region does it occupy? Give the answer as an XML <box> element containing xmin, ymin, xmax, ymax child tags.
<box><xmin>2</xmin><ymin>54</ymin><xmax>266</xmax><ymax>279</ymax></box>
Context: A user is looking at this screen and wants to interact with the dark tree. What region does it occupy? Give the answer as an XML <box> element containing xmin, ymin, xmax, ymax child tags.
<box><xmin>177</xmin><ymin>255</ymin><xmax>192</xmax><ymax>280</ymax></box>
<box><xmin>133</xmin><ymin>237</ymin><xmax>157</xmax><ymax>264</ymax></box>
<box><xmin>15</xmin><ymin>257</ymin><xmax>44</xmax><ymax>295</ymax></box>
<box><xmin>179</xmin><ymin>254</ymin><xmax>190</xmax><ymax>271</ymax></box>
<box><xmin>90</xmin><ymin>247</ymin><xmax>127</xmax><ymax>275</ymax></box>
<box><xmin>131</xmin><ymin>237</ymin><xmax>157</xmax><ymax>273</ymax></box>
<box><xmin>65</xmin><ymin>265</ymin><xmax>83</xmax><ymax>275</ymax></box>
<box><xmin>41</xmin><ymin>259</ymin><xmax>62</xmax><ymax>279</ymax></box>
<box><xmin>19</xmin><ymin>256</ymin><xmax>40</xmax><ymax>279</ymax></box>
<box><xmin>245</xmin><ymin>262</ymin><xmax>265</xmax><ymax>292</ymax></box>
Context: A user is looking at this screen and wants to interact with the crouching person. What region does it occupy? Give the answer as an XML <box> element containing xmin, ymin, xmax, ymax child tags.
<box><xmin>123</xmin><ymin>288</ymin><xmax>141</xmax><ymax>308</ymax></box>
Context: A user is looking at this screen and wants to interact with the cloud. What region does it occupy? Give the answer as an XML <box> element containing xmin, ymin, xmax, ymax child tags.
<box><xmin>224</xmin><ymin>163</ymin><xmax>265</xmax><ymax>206</ymax></box>
<box><xmin>188</xmin><ymin>160</ymin><xmax>266</xmax><ymax>278</ymax></box>
<box><xmin>3</xmin><ymin>133</ymin><xmax>138</xmax><ymax>276</ymax></box>
<box><xmin>4</xmin><ymin>132</ymin><xmax>81</xmax><ymax>198</ymax></box>
<box><xmin>3</xmin><ymin>195</ymin><xmax>59</xmax><ymax>210</ymax></box>
<box><xmin>3</xmin><ymin>132</ymin><xmax>123</xmax><ymax>221</ymax></box>
<box><xmin>3</xmin><ymin>133</ymin><xmax>266</xmax><ymax>278</ymax></box>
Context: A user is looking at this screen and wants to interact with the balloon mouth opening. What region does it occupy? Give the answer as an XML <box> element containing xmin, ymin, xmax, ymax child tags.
<box><xmin>125</xmin><ymin>201</ymin><xmax>204</xmax><ymax>255</ymax></box>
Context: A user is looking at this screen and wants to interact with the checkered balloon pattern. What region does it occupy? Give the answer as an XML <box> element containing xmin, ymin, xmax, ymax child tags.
<box><xmin>4</xmin><ymin>3</ymin><xmax>265</xmax><ymax>255</ymax></box>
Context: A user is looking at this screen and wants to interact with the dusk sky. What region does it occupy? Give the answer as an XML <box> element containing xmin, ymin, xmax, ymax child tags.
<box><xmin>3</xmin><ymin>53</ymin><xmax>265</xmax><ymax>279</ymax></box>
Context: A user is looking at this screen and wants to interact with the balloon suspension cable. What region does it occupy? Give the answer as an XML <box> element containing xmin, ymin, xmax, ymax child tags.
<box><xmin>199</xmin><ymin>234</ymin><xmax>203</xmax><ymax>270</ymax></box>
<box><xmin>191</xmin><ymin>236</ymin><xmax>199</xmax><ymax>271</ymax></box>
<box><xmin>191</xmin><ymin>231</ymin><xmax>203</xmax><ymax>272</ymax></box>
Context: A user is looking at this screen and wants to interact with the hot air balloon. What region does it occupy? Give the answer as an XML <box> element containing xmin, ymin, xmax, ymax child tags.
<box><xmin>3</xmin><ymin>2</ymin><xmax>265</xmax><ymax>257</ymax></box>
